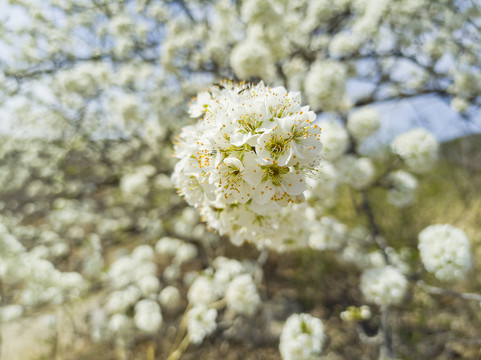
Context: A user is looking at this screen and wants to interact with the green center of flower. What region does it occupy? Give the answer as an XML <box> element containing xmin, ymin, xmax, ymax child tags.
<box><xmin>238</xmin><ymin>115</ymin><xmax>262</xmax><ymax>134</ymax></box>
<box><xmin>266</xmin><ymin>136</ymin><xmax>288</xmax><ymax>154</ymax></box>
<box><xmin>225</xmin><ymin>166</ymin><xmax>242</xmax><ymax>185</ymax></box>
<box><xmin>261</xmin><ymin>164</ymin><xmax>289</xmax><ymax>186</ymax></box>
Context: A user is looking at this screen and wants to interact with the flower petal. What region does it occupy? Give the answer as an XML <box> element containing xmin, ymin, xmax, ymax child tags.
<box><xmin>282</xmin><ymin>171</ymin><xmax>306</xmax><ymax>196</ymax></box>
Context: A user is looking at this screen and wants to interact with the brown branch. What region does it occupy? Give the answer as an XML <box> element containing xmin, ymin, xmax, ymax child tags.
<box><xmin>379</xmin><ymin>306</ymin><xmax>396</xmax><ymax>360</ymax></box>
<box><xmin>417</xmin><ymin>280</ymin><xmax>481</xmax><ymax>302</ymax></box>
<box><xmin>360</xmin><ymin>190</ymin><xmax>391</xmax><ymax>265</ymax></box>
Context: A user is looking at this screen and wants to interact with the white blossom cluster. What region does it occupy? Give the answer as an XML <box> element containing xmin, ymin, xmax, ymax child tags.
<box><xmin>186</xmin><ymin>256</ymin><xmax>261</xmax><ymax>344</ymax></box>
<box><xmin>89</xmin><ymin>237</ymin><xmax>202</xmax><ymax>343</ymax></box>
<box><xmin>391</xmin><ymin>128</ymin><xmax>439</xmax><ymax>174</ymax></box>
<box><xmin>347</xmin><ymin>107</ymin><xmax>380</xmax><ymax>141</ymax></box>
<box><xmin>307</xmin><ymin>118</ymin><xmax>376</xmax><ymax>205</ymax></box>
<box><xmin>305</xmin><ymin>161</ymin><xmax>339</xmax><ymax>208</ymax></box>
<box><xmin>101</xmin><ymin>245</ymin><xmax>163</xmax><ymax>338</ymax></box>
<box><xmin>134</xmin><ymin>299</ymin><xmax>163</xmax><ymax>334</ymax></box>
<box><xmin>120</xmin><ymin>165</ymin><xmax>157</xmax><ymax>199</ymax></box>
<box><xmin>88</xmin><ymin>237</ymin><xmax>204</xmax><ymax>344</ymax></box>
<box><xmin>418</xmin><ymin>224</ymin><xmax>472</xmax><ymax>281</ymax></box>
<box><xmin>279</xmin><ymin>313</ymin><xmax>326</xmax><ymax>360</ymax></box>
<box><xmin>336</xmin><ymin>155</ymin><xmax>375</xmax><ymax>190</ymax></box>
<box><xmin>0</xmin><ymin>224</ymin><xmax>87</xmax><ymax>313</ymax></box>
<box><xmin>309</xmin><ymin>216</ymin><xmax>347</xmax><ymax>251</ymax></box>
<box><xmin>0</xmin><ymin>304</ymin><xmax>24</xmax><ymax>323</ymax></box>
<box><xmin>0</xmin><ymin>135</ymin><xmax>186</xmax><ymax>337</ymax></box>
<box><xmin>173</xmin><ymin>82</ymin><xmax>322</xmax><ymax>248</ymax></box>
<box><xmin>305</xmin><ymin>61</ymin><xmax>350</xmax><ymax>112</ymax></box>
<box><xmin>156</xmin><ymin>235</ymin><xmax>199</xmax><ymax>282</ymax></box>
<box><xmin>187</xmin><ymin>305</ymin><xmax>218</xmax><ymax>345</ymax></box>
<box><xmin>360</xmin><ymin>265</ymin><xmax>408</xmax><ymax>307</ymax></box>
<box><xmin>317</xmin><ymin>121</ymin><xmax>349</xmax><ymax>162</ymax></box>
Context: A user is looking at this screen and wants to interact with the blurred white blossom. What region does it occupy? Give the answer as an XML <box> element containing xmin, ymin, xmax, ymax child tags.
<box><xmin>418</xmin><ymin>224</ymin><xmax>472</xmax><ymax>281</ymax></box>
<box><xmin>360</xmin><ymin>266</ymin><xmax>408</xmax><ymax>306</ymax></box>
<box><xmin>187</xmin><ymin>305</ymin><xmax>217</xmax><ymax>345</ymax></box>
<box><xmin>391</xmin><ymin>128</ymin><xmax>439</xmax><ymax>174</ymax></box>
<box><xmin>279</xmin><ymin>313</ymin><xmax>326</xmax><ymax>360</ymax></box>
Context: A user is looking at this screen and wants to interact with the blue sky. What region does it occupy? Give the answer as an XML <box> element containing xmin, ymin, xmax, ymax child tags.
<box><xmin>1</xmin><ymin>1</ymin><xmax>480</xmax><ymax>143</ymax></box>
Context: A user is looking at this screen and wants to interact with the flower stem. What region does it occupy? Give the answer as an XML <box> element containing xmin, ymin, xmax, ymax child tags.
<box><xmin>417</xmin><ymin>280</ymin><xmax>481</xmax><ymax>301</ymax></box>
<box><xmin>166</xmin><ymin>334</ymin><xmax>190</xmax><ymax>360</ymax></box>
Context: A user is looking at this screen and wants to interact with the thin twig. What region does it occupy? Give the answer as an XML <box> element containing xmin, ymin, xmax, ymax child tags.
<box><xmin>170</xmin><ymin>306</ymin><xmax>190</xmax><ymax>355</ymax></box>
<box><xmin>209</xmin><ymin>298</ymin><xmax>226</xmax><ymax>310</ymax></box>
<box><xmin>253</xmin><ymin>248</ymin><xmax>269</xmax><ymax>285</ymax></box>
<box><xmin>166</xmin><ymin>334</ymin><xmax>190</xmax><ymax>360</ymax></box>
<box><xmin>256</xmin><ymin>248</ymin><xmax>269</xmax><ymax>268</ymax></box>
<box><xmin>378</xmin><ymin>307</ymin><xmax>396</xmax><ymax>360</ymax></box>
<box><xmin>417</xmin><ymin>280</ymin><xmax>481</xmax><ymax>302</ymax></box>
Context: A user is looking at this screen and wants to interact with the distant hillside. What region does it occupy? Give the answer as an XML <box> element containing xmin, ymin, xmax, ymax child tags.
<box><xmin>441</xmin><ymin>133</ymin><xmax>481</xmax><ymax>176</ymax></box>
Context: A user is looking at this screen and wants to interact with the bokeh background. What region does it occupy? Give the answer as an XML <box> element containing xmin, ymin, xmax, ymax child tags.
<box><xmin>1</xmin><ymin>0</ymin><xmax>480</xmax><ymax>359</ymax></box>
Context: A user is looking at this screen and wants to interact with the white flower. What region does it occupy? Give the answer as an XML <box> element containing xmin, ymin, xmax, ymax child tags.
<box><xmin>255</xmin><ymin>112</ymin><xmax>322</xmax><ymax>168</ymax></box>
<box><xmin>187</xmin><ymin>275</ymin><xmax>217</xmax><ymax>305</ymax></box>
<box><xmin>279</xmin><ymin>313</ymin><xmax>326</xmax><ymax>360</ymax></box>
<box><xmin>137</xmin><ymin>275</ymin><xmax>161</xmax><ymax>296</ymax></box>
<box><xmin>213</xmin><ymin>257</ymin><xmax>245</xmax><ymax>296</ymax></box>
<box><xmin>172</xmin><ymin>82</ymin><xmax>323</xmax><ymax>249</ymax></box>
<box><xmin>173</xmin><ymin>243</ymin><xmax>198</xmax><ymax>265</ymax></box>
<box><xmin>187</xmin><ymin>305</ymin><xmax>217</xmax><ymax>345</ymax></box>
<box><xmin>225</xmin><ymin>274</ymin><xmax>261</xmax><ymax>316</ymax></box>
<box><xmin>391</xmin><ymin>128</ymin><xmax>439</xmax><ymax>174</ymax></box>
<box><xmin>209</xmin><ymin>154</ymin><xmax>262</xmax><ymax>204</ymax></box>
<box><xmin>450</xmin><ymin>97</ymin><xmax>469</xmax><ymax>113</ymax></box>
<box><xmin>387</xmin><ymin>170</ymin><xmax>418</xmax><ymax>207</ymax></box>
<box><xmin>134</xmin><ymin>299</ymin><xmax>162</xmax><ymax>333</ymax></box>
<box><xmin>347</xmin><ymin>107</ymin><xmax>380</xmax><ymax>140</ymax></box>
<box><xmin>132</xmin><ymin>245</ymin><xmax>155</xmax><ymax>262</ymax></box>
<box><xmin>418</xmin><ymin>224</ymin><xmax>472</xmax><ymax>281</ymax></box>
<box><xmin>360</xmin><ymin>266</ymin><xmax>408</xmax><ymax>306</ymax></box>
<box><xmin>189</xmin><ymin>91</ymin><xmax>213</xmax><ymax>118</ymax></box>
<box><xmin>107</xmin><ymin>313</ymin><xmax>131</xmax><ymax>336</ymax></box>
